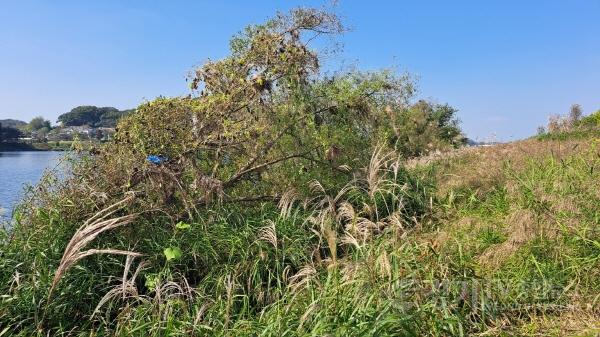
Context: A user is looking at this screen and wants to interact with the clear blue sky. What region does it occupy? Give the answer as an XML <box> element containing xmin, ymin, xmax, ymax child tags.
<box><xmin>1</xmin><ymin>1</ymin><xmax>598</xmax><ymax>140</ymax></box>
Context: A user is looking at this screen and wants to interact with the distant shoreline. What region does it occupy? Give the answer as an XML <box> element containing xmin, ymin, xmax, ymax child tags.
<box><xmin>0</xmin><ymin>142</ymin><xmax>70</xmax><ymax>152</ymax></box>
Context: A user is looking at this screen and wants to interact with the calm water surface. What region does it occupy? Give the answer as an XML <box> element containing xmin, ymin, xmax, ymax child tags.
<box><xmin>0</xmin><ymin>151</ymin><xmax>63</xmax><ymax>223</ymax></box>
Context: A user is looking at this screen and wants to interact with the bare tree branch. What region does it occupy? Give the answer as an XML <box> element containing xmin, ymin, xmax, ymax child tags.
<box><xmin>224</xmin><ymin>147</ymin><xmax>317</xmax><ymax>188</ymax></box>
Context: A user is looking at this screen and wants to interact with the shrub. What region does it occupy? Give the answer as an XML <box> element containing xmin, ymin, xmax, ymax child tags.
<box><xmin>578</xmin><ymin>109</ymin><xmax>600</xmax><ymax>128</ymax></box>
<box><xmin>389</xmin><ymin>100</ymin><xmax>465</xmax><ymax>157</ymax></box>
<box><xmin>542</xmin><ymin>105</ymin><xmax>600</xmax><ymax>138</ymax></box>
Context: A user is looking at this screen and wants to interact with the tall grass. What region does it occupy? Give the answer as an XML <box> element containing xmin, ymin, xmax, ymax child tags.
<box><xmin>1</xmin><ymin>137</ymin><xmax>599</xmax><ymax>336</ymax></box>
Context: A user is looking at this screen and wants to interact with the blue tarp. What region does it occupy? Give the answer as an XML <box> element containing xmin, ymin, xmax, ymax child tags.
<box><xmin>147</xmin><ymin>155</ymin><xmax>167</xmax><ymax>165</ymax></box>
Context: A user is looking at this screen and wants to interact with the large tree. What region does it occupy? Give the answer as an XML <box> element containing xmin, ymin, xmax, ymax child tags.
<box><xmin>67</xmin><ymin>7</ymin><xmax>413</xmax><ymax>219</ymax></box>
<box><xmin>66</xmin><ymin>8</ymin><xmax>463</xmax><ymax>217</ymax></box>
<box><xmin>28</xmin><ymin>116</ymin><xmax>52</xmax><ymax>131</ymax></box>
<box><xmin>389</xmin><ymin>100</ymin><xmax>465</xmax><ymax>157</ymax></box>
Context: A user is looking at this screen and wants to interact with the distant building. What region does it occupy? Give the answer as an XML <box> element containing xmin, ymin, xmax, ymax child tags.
<box><xmin>46</xmin><ymin>125</ymin><xmax>116</xmax><ymax>141</ymax></box>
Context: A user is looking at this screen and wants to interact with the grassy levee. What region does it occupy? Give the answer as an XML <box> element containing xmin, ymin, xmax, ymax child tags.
<box><xmin>411</xmin><ymin>135</ymin><xmax>600</xmax><ymax>336</ymax></box>
<box><xmin>0</xmin><ymin>134</ymin><xmax>598</xmax><ymax>336</ymax></box>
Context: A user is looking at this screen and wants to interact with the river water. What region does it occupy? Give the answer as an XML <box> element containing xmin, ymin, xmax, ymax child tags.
<box><xmin>0</xmin><ymin>151</ymin><xmax>63</xmax><ymax>224</ymax></box>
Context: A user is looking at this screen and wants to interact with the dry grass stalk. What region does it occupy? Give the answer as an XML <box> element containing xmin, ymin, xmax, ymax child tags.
<box><xmin>92</xmin><ymin>259</ymin><xmax>150</xmax><ymax>317</ymax></box>
<box><xmin>324</xmin><ymin>225</ymin><xmax>337</xmax><ymax>264</ymax></box>
<box><xmin>340</xmin><ymin>260</ymin><xmax>361</xmax><ymax>282</ymax></box>
<box><xmin>280</xmin><ymin>146</ymin><xmax>410</xmax><ymax>265</ymax></box>
<box><xmin>257</xmin><ymin>220</ymin><xmax>278</xmax><ymax>249</ymax></box>
<box><xmin>49</xmin><ymin>194</ymin><xmax>140</xmax><ymax>298</ymax></box>
<box><xmin>366</xmin><ymin>145</ymin><xmax>394</xmax><ymax>198</ymax></box>
<box><xmin>340</xmin><ymin>231</ymin><xmax>361</xmax><ymax>249</ymax></box>
<box><xmin>193</xmin><ymin>299</ymin><xmax>215</xmax><ymax>327</ymax></box>
<box><xmin>278</xmin><ymin>189</ymin><xmax>300</xmax><ymax>218</ymax></box>
<box><xmin>376</xmin><ymin>250</ymin><xmax>392</xmax><ymax>280</ymax></box>
<box><xmin>298</xmin><ymin>301</ymin><xmax>319</xmax><ymax>331</ymax></box>
<box><xmin>288</xmin><ymin>265</ymin><xmax>317</xmax><ymax>292</ymax></box>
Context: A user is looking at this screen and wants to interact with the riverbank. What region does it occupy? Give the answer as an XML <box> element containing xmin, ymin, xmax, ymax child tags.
<box><xmin>0</xmin><ymin>141</ymin><xmax>74</xmax><ymax>152</ymax></box>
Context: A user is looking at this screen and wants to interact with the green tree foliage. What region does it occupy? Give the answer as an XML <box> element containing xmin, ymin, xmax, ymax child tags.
<box><xmin>388</xmin><ymin>100</ymin><xmax>466</xmax><ymax>157</ymax></box>
<box><xmin>0</xmin><ymin>119</ymin><xmax>27</xmax><ymax>129</ymax></box>
<box><xmin>98</xmin><ymin>108</ymin><xmax>134</xmax><ymax>127</ymax></box>
<box><xmin>27</xmin><ymin>116</ymin><xmax>52</xmax><ymax>131</ymax></box>
<box><xmin>0</xmin><ymin>122</ymin><xmax>23</xmax><ymax>142</ymax></box>
<box><xmin>58</xmin><ymin>105</ymin><xmax>101</xmax><ymax>126</ymax></box>
<box><xmin>98</xmin><ymin>8</ymin><xmax>462</xmax><ymax>215</ymax></box>
<box><xmin>34</xmin><ymin>127</ymin><xmax>51</xmax><ymax>141</ymax></box>
<box><xmin>541</xmin><ymin>104</ymin><xmax>600</xmax><ymax>138</ymax></box>
<box><xmin>57</xmin><ymin>106</ymin><xmax>131</xmax><ymax>127</ymax></box>
<box><xmin>578</xmin><ymin>109</ymin><xmax>600</xmax><ymax>128</ymax></box>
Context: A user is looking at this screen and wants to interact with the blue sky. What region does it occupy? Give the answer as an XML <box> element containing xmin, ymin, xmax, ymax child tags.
<box><xmin>1</xmin><ymin>1</ymin><xmax>598</xmax><ymax>140</ymax></box>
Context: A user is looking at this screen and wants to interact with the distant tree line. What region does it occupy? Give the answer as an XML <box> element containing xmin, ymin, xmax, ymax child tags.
<box><xmin>57</xmin><ymin>106</ymin><xmax>133</xmax><ymax>127</ymax></box>
<box><xmin>0</xmin><ymin>119</ymin><xmax>27</xmax><ymax>129</ymax></box>
<box><xmin>1</xmin><ymin>105</ymin><xmax>132</xmax><ymax>143</ymax></box>
<box><xmin>0</xmin><ymin>122</ymin><xmax>23</xmax><ymax>142</ymax></box>
<box><xmin>538</xmin><ymin>104</ymin><xmax>600</xmax><ymax>135</ymax></box>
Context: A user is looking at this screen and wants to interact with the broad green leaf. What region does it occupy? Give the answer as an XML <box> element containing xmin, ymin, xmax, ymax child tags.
<box><xmin>175</xmin><ymin>221</ymin><xmax>191</xmax><ymax>230</ymax></box>
<box><xmin>164</xmin><ymin>247</ymin><xmax>183</xmax><ymax>261</ymax></box>
<box><xmin>145</xmin><ymin>273</ymin><xmax>159</xmax><ymax>290</ymax></box>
